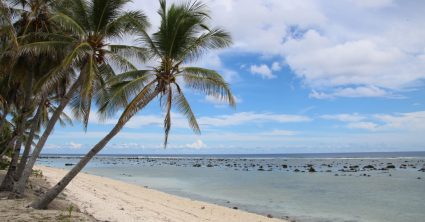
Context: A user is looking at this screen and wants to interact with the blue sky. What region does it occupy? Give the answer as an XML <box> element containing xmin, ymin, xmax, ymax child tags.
<box><xmin>44</xmin><ymin>0</ymin><xmax>425</xmax><ymax>154</ymax></box>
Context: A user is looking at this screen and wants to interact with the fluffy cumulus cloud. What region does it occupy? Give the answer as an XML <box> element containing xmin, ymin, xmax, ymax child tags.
<box><xmin>250</xmin><ymin>64</ymin><xmax>276</xmax><ymax>79</ymax></box>
<box><xmin>131</xmin><ymin>0</ymin><xmax>425</xmax><ymax>98</ymax></box>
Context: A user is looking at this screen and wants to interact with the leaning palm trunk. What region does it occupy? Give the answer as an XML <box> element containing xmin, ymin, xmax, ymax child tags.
<box><xmin>15</xmin><ymin>100</ymin><xmax>44</xmax><ymax>180</ymax></box>
<box><xmin>31</xmin><ymin>117</ymin><xmax>125</xmax><ymax>208</ymax></box>
<box><xmin>13</xmin><ymin>79</ymin><xmax>81</xmax><ymax>197</ymax></box>
<box><xmin>31</xmin><ymin>87</ymin><xmax>159</xmax><ymax>209</ymax></box>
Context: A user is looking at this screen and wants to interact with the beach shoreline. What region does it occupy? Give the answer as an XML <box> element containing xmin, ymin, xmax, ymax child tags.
<box><xmin>35</xmin><ymin>165</ymin><xmax>286</xmax><ymax>222</ymax></box>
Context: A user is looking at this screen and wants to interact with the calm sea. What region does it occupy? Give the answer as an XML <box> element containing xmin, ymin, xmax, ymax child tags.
<box><xmin>37</xmin><ymin>152</ymin><xmax>425</xmax><ymax>222</ymax></box>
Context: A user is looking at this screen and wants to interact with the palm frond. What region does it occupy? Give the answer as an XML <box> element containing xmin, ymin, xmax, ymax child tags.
<box><xmin>118</xmin><ymin>79</ymin><xmax>159</xmax><ymax>124</ymax></box>
<box><xmin>182</xmin><ymin>67</ymin><xmax>235</xmax><ymax>107</ymax></box>
<box><xmin>104</xmin><ymin>10</ymin><xmax>149</xmax><ymax>38</ymax></box>
<box><xmin>109</xmin><ymin>44</ymin><xmax>149</xmax><ymax>62</ymax></box>
<box><xmin>49</xmin><ymin>12</ymin><xmax>86</xmax><ymax>36</ymax></box>
<box><xmin>97</xmin><ymin>70</ymin><xmax>153</xmax><ymax>119</ymax></box>
<box><xmin>179</xmin><ymin>27</ymin><xmax>232</xmax><ymax>62</ymax></box>
<box><xmin>104</xmin><ymin>50</ymin><xmax>138</xmax><ymax>72</ymax></box>
<box><xmin>173</xmin><ymin>87</ymin><xmax>200</xmax><ymax>134</ymax></box>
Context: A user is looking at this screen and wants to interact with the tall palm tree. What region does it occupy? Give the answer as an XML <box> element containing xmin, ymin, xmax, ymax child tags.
<box><xmin>31</xmin><ymin>0</ymin><xmax>234</xmax><ymax>209</ymax></box>
<box><xmin>12</xmin><ymin>0</ymin><xmax>150</xmax><ymax>198</ymax></box>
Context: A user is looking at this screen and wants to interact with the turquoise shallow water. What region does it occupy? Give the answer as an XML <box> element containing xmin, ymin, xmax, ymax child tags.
<box><xmin>37</xmin><ymin>153</ymin><xmax>425</xmax><ymax>222</ymax></box>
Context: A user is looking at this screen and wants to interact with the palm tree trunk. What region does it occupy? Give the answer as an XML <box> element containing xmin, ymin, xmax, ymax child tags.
<box><xmin>0</xmin><ymin>106</ymin><xmax>9</xmax><ymax>129</ymax></box>
<box><xmin>10</xmin><ymin>71</ymin><xmax>35</xmax><ymax>182</ymax></box>
<box><xmin>12</xmin><ymin>79</ymin><xmax>81</xmax><ymax>197</ymax></box>
<box><xmin>0</xmin><ymin>71</ymin><xmax>33</xmax><ymax>192</ymax></box>
<box><xmin>0</xmin><ymin>139</ymin><xmax>21</xmax><ymax>191</ymax></box>
<box><xmin>31</xmin><ymin>88</ymin><xmax>160</xmax><ymax>209</ymax></box>
<box><xmin>15</xmin><ymin>100</ymin><xmax>44</xmax><ymax>180</ymax></box>
<box><xmin>0</xmin><ymin>134</ymin><xmax>17</xmax><ymax>161</ymax></box>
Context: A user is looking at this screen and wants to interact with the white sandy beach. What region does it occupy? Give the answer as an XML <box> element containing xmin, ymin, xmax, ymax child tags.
<box><xmin>35</xmin><ymin>166</ymin><xmax>286</xmax><ymax>222</ymax></box>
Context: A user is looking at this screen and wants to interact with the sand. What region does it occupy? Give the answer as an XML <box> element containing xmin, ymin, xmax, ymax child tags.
<box><xmin>0</xmin><ymin>170</ymin><xmax>96</xmax><ymax>222</ymax></box>
<box><xmin>35</xmin><ymin>165</ymin><xmax>286</xmax><ymax>222</ymax></box>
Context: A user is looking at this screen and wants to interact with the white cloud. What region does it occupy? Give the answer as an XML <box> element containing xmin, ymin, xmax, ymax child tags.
<box><xmin>49</xmin><ymin>111</ymin><xmax>425</xmax><ymax>152</ymax></box>
<box><xmin>321</xmin><ymin>114</ymin><xmax>366</xmax><ymax>122</ymax></box>
<box><xmin>322</xmin><ymin>111</ymin><xmax>425</xmax><ymax>132</ymax></box>
<box><xmin>260</xmin><ymin>130</ymin><xmax>297</xmax><ymax>136</ymax></box>
<box><xmin>198</xmin><ymin>112</ymin><xmax>311</xmax><ymax>127</ymax></box>
<box><xmin>69</xmin><ymin>142</ymin><xmax>82</xmax><ymax>149</ymax></box>
<box><xmin>185</xmin><ymin>139</ymin><xmax>207</xmax><ymax>149</ymax></box>
<box><xmin>129</xmin><ymin>0</ymin><xmax>425</xmax><ymax>99</ymax></box>
<box><xmin>347</xmin><ymin>122</ymin><xmax>379</xmax><ymax>131</ymax></box>
<box><xmin>250</xmin><ymin>64</ymin><xmax>276</xmax><ymax>79</ymax></box>
<box><xmin>350</xmin><ymin>0</ymin><xmax>394</xmax><ymax>8</ymax></box>
<box><xmin>374</xmin><ymin>111</ymin><xmax>425</xmax><ymax>131</ymax></box>
<box><xmin>90</xmin><ymin>112</ymin><xmax>310</xmax><ymax>129</ymax></box>
<box><xmin>271</xmin><ymin>62</ymin><xmax>282</xmax><ymax>71</ymax></box>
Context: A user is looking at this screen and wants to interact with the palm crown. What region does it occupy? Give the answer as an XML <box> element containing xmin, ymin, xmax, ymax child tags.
<box><xmin>100</xmin><ymin>0</ymin><xmax>235</xmax><ymax>147</ymax></box>
<box><xmin>22</xmin><ymin>0</ymin><xmax>150</xmax><ymax>128</ymax></box>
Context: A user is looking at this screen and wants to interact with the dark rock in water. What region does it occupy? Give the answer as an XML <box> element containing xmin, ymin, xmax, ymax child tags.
<box><xmin>308</xmin><ymin>167</ymin><xmax>316</xmax><ymax>173</ymax></box>
<box><xmin>232</xmin><ymin>207</ymin><xmax>238</xmax><ymax>210</ymax></box>
<box><xmin>417</xmin><ymin>177</ymin><xmax>421</xmax><ymax>180</ymax></box>
<box><xmin>206</xmin><ymin>164</ymin><xmax>213</xmax><ymax>167</ymax></box>
<box><xmin>258</xmin><ymin>168</ymin><xmax>265</xmax><ymax>171</ymax></box>
<box><xmin>282</xmin><ymin>164</ymin><xmax>288</xmax><ymax>168</ymax></box>
<box><xmin>386</xmin><ymin>165</ymin><xmax>396</xmax><ymax>169</ymax></box>
<box><xmin>294</xmin><ymin>169</ymin><xmax>300</xmax><ymax>172</ymax></box>
<box><xmin>65</xmin><ymin>163</ymin><xmax>75</xmax><ymax>166</ymax></box>
<box><xmin>267</xmin><ymin>214</ymin><xmax>273</xmax><ymax>218</ymax></box>
<box><xmin>363</xmin><ymin>165</ymin><xmax>376</xmax><ymax>170</ymax></box>
<box><xmin>193</xmin><ymin>163</ymin><xmax>202</xmax><ymax>167</ymax></box>
<box><xmin>418</xmin><ymin>168</ymin><xmax>425</xmax><ymax>172</ymax></box>
<box><xmin>334</xmin><ymin>174</ymin><xmax>339</xmax><ymax>176</ymax></box>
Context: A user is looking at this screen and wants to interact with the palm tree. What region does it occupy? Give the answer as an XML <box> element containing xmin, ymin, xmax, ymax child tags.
<box><xmin>30</xmin><ymin>0</ymin><xmax>234</xmax><ymax>209</ymax></box>
<box><xmin>0</xmin><ymin>0</ymin><xmax>67</xmax><ymax>192</ymax></box>
<box><xmin>15</xmin><ymin>96</ymin><xmax>73</xmax><ymax>180</ymax></box>
<box><xmin>12</xmin><ymin>0</ymin><xmax>150</xmax><ymax>198</ymax></box>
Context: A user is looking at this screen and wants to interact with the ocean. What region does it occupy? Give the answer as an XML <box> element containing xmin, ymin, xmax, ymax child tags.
<box><xmin>37</xmin><ymin>152</ymin><xmax>425</xmax><ymax>222</ymax></box>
